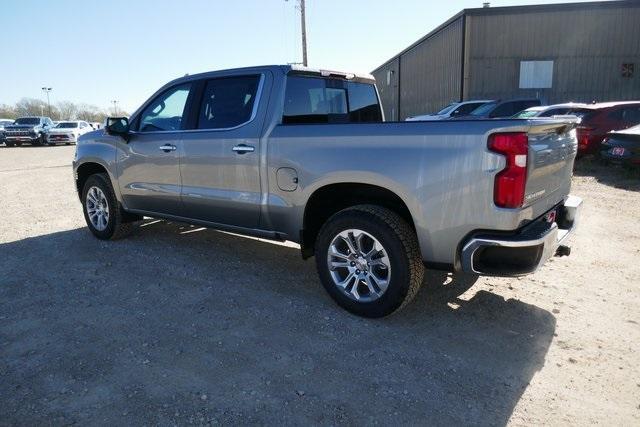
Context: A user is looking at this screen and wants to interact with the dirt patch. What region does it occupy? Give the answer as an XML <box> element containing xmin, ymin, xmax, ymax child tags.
<box><xmin>1</xmin><ymin>146</ymin><xmax>638</xmax><ymax>425</ymax></box>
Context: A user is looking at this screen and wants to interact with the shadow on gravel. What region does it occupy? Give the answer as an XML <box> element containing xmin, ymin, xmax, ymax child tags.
<box><xmin>0</xmin><ymin>221</ymin><xmax>556</xmax><ymax>426</ymax></box>
<box><xmin>574</xmin><ymin>157</ymin><xmax>640</xmax><ymax>191</ymax></box>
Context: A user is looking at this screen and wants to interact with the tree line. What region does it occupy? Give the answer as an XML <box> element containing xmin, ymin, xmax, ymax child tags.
<box><xmin>0</xmin><ymin>98</ymin><xmax>128</xmax><ymax>123</ymax></box>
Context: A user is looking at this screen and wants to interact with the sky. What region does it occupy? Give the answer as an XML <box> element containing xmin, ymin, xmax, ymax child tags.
<box><xmin>1</xmin><ymin>0</ymin><xmax>598</xmax><ymax>113</ymax></box>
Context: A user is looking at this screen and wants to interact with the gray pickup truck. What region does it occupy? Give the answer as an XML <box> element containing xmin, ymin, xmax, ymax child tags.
<box><xmin>73</xmin><ymin>65</ymin><xmax>582</xmax><ymax>317</ymax></box>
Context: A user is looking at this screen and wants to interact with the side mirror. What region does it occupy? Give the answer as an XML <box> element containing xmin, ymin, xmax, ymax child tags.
<box><xmin>106</xmin><ymin>117</ymin><xmax>130</xmax><ymax>139</ymax></box>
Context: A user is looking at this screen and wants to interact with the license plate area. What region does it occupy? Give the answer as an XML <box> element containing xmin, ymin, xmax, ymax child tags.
<box><xmin>611</xmin><ymin>147</ymin><xmax>626</xmax><ymax>156</ymax></box>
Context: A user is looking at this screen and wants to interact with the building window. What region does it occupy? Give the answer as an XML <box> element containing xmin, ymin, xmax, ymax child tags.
<box><xmin>519</xmin><ymin>60</ymin><xmax>553</xmax><ymax>89</ymax></box>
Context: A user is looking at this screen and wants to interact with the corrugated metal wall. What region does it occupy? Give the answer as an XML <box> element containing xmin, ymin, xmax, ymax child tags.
<box><xmin>372</xmin><ymin>58</ymin><xmax>400</xmax><ymax>121</ymax></box>
<box><xmin>399</xmin><ymin>17</ymin><xmax>464</xmax><ymax>119</ymax></box>
<box><xmin>373</xmin><ymin>1</ymin><xmax>640</xmax><ymax>116</ymax></box>
<box><xmin>372</xmin><ymin>16</ymin><xmax>464</xmax><ymax>121</ymax></box>
<box><xmin>465</xmin><ymin>3</ymin><xmax>640</xmax><ymax>103</ymax></box>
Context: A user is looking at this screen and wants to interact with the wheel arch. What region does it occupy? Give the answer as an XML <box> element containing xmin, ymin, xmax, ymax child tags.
<box><xmin>300</xmin><ymin>182</ymin><xmax>418</xmax><ymax>259</ymax></box>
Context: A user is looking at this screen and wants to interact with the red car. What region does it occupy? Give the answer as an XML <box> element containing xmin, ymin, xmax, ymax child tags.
<box><xmin>576</xmin><ymin>101</ymin><xmax>640</xmax><ymax>155</ymax></box>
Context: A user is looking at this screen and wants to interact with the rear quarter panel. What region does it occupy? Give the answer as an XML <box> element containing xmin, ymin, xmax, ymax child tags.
<box><xmin>266</xmin><ymin>120</ymin><xmax>566</xmax><ymax>266</ymax></box>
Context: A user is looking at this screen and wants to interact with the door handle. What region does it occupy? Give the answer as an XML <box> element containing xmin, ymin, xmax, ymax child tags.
<box><xmin>159</xmin><ymin>144</ymin><xmax>177</xmax><ymax>152</ymax></box>
<box><xmin>232</xmin><ymin>144</ymin><xmax>255</xmax><ymax>154</ymax></box>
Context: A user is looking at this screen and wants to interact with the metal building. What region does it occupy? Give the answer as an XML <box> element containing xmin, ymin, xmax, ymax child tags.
<box><xmin>372</xmin><ymin>0</ymin><xmax>640</xmax><ymax>121</ymax></box>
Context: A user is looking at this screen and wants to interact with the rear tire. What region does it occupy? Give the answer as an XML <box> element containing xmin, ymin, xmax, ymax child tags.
<box><xmin>81</xmin><ymin>173</ymin><xmax>135</xmax><ymax>240</ymax></box>
<box><xmin>315</xmin><ymin>205</ymin><xmax>424</xmax><ymax>318</ymax></box>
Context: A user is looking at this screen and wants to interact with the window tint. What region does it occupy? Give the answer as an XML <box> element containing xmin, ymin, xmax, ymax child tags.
<box><xmin>489</xmin><ymin>102</ymin><xmax>516</xmax><ymax>118</ymax></box>
<box><xmin>539</xmin><ymin>108</ymin><xmax>570</xmax><ymax>117</ymax></box>
<box><xmin>348</xmin><ymin>82</ymin><xmax>382</xmax><ymax>122</ymax></box>
<box><xmin>139</xmin><ymin>83</ymin><xmax>191</xmax><ymax>132</ymax></box>
<box><xmin>453</xmin><ymin>102</ymin><xmax>486</xmax><ymax>116</ymax></box>
<box><xmin>470</xmin><ymin>102</ymin><xmax>498</xmax><ymax>116</ymax></box>
<box><xmin>197</xmin><ymin>75</ymin><xmax>260</xmax><ymax>130</ymax></box>
<box><xmin>621</xmin><ymin>106</ymin><xmax>640</xmax><ymax>126</ymax></box>
<box><xmin>282</xmin><ymin>76</ymin><xmax>382</xmax><ymax>124</ymax></box>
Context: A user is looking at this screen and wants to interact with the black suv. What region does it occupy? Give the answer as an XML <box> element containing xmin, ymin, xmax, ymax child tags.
<box><xmin>4</xmin><ymin>116</ymin><xmax>54</xmax><ymax>147</ymax></box>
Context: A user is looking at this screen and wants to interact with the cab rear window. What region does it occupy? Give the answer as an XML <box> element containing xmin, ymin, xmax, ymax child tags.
<box><xmin>282</xmin><ymin>76</ymin><xmax>382</xmax><ymax>124</ymax></box>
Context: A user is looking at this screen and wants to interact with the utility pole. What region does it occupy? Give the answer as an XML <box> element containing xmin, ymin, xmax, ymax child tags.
<box><xmin>285</xmin><ymin>0</ymin><xmax>308</xmax><ymax>66</ymax></box>
<box><xmin>111</xmin><ymin>100</ymin><xmax>118</xmax><ymax>116</ymax></box>
<box><xmin>41</xmin><ymin>87</ymin><xmax>52</xmax><ymax>117</ymax></box>
<box><xmin>300</xmin><ymin>0</ymin><xmax>308</xmax><ymax>66</ymax></box>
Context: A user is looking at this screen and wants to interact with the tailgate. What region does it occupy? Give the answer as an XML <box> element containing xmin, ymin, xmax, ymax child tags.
<box><xmin>524</xmin><ymin>119</ymin><xmax>578</xmax><ymax>214</ymax></box>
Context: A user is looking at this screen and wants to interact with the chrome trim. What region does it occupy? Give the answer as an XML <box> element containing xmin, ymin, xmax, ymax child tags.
<box><xmin>128</xmin><ymin>73</ymin><xmax>266</xmax><ymax>136</ymax></box>
<box><xmin>232</xmin><ymin>145</ymin><xmax>255</xmax><ymax>153</ymax></box>
<box><xmin>460</xmin><ymin>195</ymin><xmax>583</xmax><ymax>276</ymax></box>
<box><xmin>159</xmin><ymin>144</ymin><xmax>177</xmax><ymax>152</ymax></box>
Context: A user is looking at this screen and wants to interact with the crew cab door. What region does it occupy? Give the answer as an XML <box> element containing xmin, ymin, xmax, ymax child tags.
<box><xmin>117</xmin><ymin>82</ymin><xmax>194</xmax><ymax>215</ymax></box>
<box><xmin>180</xmin><ymin>73</ymin><xmax>268</xmax><ymax>228</ymax></box>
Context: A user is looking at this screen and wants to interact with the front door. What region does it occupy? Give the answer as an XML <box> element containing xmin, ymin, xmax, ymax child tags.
<box><xmin>117</xmin><ymin>82</ymin><xmax>193</xmax><ymax>216</ymax></box>
<box><xmin>180</xmin><ymin>74</ymin><xmax>266</xmax><ymax>228</ymax></box>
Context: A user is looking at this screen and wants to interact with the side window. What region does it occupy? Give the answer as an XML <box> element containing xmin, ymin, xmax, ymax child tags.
<box><xmin>197</xmin><ymin>75</ymin><xmax>260</xmax><ymax>130</ymax></box>
<box><xmin>282</xmin><ymin>76</ymin><xmax>382</xmax><ymax>124</ymax></box>
<box><xmin>621</xmin><ymin>106</ymin><xmax>640</xmax><ymax>126</ymax></box>
<box><xmin>489</xmin><ymin>102</ymin><xmax>515</xmax><ymax>118</ymax></box>
<box><xmin>540</xmin><ymin>108</ymin><xmax>569</xmax><ymax>117</ymax></box>
<box><xmin>139</xmin><ymin>83</ymin><xmax>191</xmax><ymax>132</ymax></box>
<box><xmin>454</xmin><ymin>103</ymin><xmax>483</xmax><ymax>116</ymax></box>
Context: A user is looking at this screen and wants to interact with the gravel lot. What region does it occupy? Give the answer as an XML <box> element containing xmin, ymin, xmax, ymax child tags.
<box><xmin>1</xmin><ymin>145</ymin><xmax>639</xmax><ymax>425</ymax></box>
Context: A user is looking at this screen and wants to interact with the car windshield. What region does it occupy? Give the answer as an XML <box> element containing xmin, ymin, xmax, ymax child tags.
<box><xmin>436</xmin><ymin>103</ymin><xmax>457</xmax><ymax>115</ymax></box>
<box><xmin>56</xmin><ymin>122</ymin><xmax>78</xmax><ymax>128</ymax></box>
<box><xmin>469</xmin><ymin>102</ymin><xmax>498</xmax><ymax>116</ymax></box>
<box><xmin>14</xmin><ymin>118</ymin><xmax>40</xmax><ymax>125</ymax></box>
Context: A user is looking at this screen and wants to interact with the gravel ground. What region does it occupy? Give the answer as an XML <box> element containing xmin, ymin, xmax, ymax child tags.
<box><xmin>1</xmin><ymin>145</ymin><xmax>639</xmax><ymax>426</ymax></box>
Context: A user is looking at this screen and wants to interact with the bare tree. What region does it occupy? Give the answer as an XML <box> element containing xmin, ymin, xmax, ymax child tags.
<box><xmin>0</xmin><ymin>104</ymin><xmax>17</xmax><ymax>119</ymax></box>
<box><xmin>56</xmin><ymin>101</ymin><xmax>78</xmax><ymax>120</ymax></box>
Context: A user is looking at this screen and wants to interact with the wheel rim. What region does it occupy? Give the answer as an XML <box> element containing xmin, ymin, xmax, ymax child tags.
<box><xmin>326</xmin><ymin>229</ymin><xmax>391</xmax><ymax>302</ymax></box>
<box><xmin>85</xmin><ymin>186</ymin><xmax>110</xmax><ymax>231</ymax></box>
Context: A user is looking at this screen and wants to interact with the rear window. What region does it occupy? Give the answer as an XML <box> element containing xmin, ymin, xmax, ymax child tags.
<box><xmin>282</xmin><ymin>76</ymin><xmax>382</xmax><ymax>124</ymax></box>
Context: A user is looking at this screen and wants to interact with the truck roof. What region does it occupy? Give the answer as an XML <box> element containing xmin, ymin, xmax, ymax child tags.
<box><xmin>169</xmin><ymin>65</ymin><xmax>376</xmax><ymax>86</ymax></box>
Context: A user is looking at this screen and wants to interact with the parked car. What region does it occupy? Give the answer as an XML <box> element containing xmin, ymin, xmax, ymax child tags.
<box><xmin>46</xmin><ymin>120</ymin><xmax>94</xmax><ymax>145</ymax></box>
<box><xmin>0</xmin><ymin>118</ymin><xmax>15</xmax><ymax>146</ymax></box>
<box><xmin>576</xmin><ymin>101</ymin><xmax>640</xmax><ymax>155</ymax></box>
<box><xmin>462</xmin><ymin>98</ymin><xmax>543</xmax><ymax>119</ymax></box>
<box><xmin>512</xmin><ymin>103</ymin><xmax>594</xmax><ymax>119</ymax></box>
<box><xmin>73</xmin><ymin>65</ymin><xmax>581</xmax><ymax>318</ymax></box>
<box><xmin>406</xmin><ymin>100</ymin><xmax>493</xmax><ymax>121</ymax></box>
<box><xmin>4</xmin><ymin>116</ymin><xmax>54</xmax><ymax>147</ymax></box>
<box><xmin>600</xmin><ymin>124</ymin><xmax>640</xmax><ymax>166</ymax></box>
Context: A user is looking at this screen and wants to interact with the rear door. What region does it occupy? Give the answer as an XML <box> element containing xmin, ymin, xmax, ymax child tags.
<box><xmin>179</xmin><ymin>73</ymin><xmax>268</xmax><ymax>228</ymax></box>
<box><xmin>118</xmin><ymin>82</ymin><xmax>194</xmax><ymax>215</ymax></box>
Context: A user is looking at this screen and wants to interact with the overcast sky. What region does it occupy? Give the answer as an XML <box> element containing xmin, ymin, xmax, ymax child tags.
<box><xmin>1</xmin><ymin>0</ymin><xmax>598</xmax><ymax>113</ymax></box>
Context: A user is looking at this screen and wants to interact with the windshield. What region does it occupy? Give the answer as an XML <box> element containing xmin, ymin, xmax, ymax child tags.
<box><xmin>469</xmin><ymin>102</ymin><xmax>498</xmax><ymax>116</ymax></box>
<box><xmin>14</xmin><ymin>118</ymin><xmax>40</xmax><ymax>125</ymax></box>
<box><xmin>56</xmin><ymin>122</ymin><xmax>78</xmax><ymax>128</ymax></box>
<box><xmin>436</xmin><ymin>103</ymin><xmax>457</xmax><ymax>115</ymax></box>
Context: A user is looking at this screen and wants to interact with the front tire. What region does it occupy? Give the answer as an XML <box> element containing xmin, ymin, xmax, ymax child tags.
<box><xmin>81</xmin><ymin>173</ymin><xmax>135</xmax><ymax>240</ymax></box>
<box><xmin>32</xmin><ymin>134</ymin><xmax>45</xmax><ymax>146</ymax></box>
<box><xmin>315</xmin><ymin>205</ymin><xmax>425</xmax><ymax>318</ymax></box>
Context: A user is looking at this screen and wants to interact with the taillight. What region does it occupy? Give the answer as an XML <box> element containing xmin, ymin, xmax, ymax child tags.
<box><xmin>576</xmin><ymin>126</ymin><xmax>594</xmax><ymax>148</ymax></box>
<box><xmin>488</xmin><ymin>132</ymin><xmax>528</xmax><ymax>209</ymax></box>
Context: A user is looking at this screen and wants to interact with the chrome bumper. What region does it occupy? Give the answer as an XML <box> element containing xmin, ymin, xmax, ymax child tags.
<box><xmin>460</xmin><ymin>195</ymin><xmax>582</xmax><ymax>276</ymax></box>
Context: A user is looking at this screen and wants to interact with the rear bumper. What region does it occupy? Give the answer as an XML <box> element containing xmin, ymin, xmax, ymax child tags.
<box><xmin>460</xmin><ymin>195</ymin><xmax>582</xmax><ymax>276</ymax></box>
